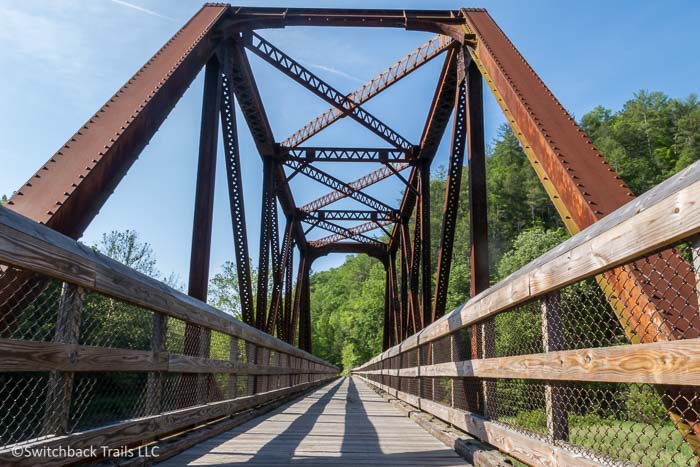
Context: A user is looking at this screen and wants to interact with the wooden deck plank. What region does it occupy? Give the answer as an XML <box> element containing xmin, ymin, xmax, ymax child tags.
<box><xmin>159</xmin><ymin>377</ymin><xmax>467</xmax><ymax>466</ymax></box>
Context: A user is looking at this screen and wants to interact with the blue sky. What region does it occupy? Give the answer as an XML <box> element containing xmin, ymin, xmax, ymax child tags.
<box><xmin>1</xmin><ymin>0</ymin><xmax>698</xmax><ymax>285</ymax></box>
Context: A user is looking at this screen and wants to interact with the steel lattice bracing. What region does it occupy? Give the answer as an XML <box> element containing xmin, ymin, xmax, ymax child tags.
<box><xmin>3</xmin><ymin>5</ymin><xmax>698</xmax><ymax>454</ymax></box>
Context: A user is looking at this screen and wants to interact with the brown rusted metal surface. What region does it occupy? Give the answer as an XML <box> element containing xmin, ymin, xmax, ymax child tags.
<box><xmin>188</xmin><ymin>56</ymin><xmax>222</xmax><ymax>302</ymax></box>
<box><xmin>461</xmin><ymin>8</ymin><xmax>700</xmax><ymax>344</ymax></box>
<box><xmin>461</xmin><ymin>8</ymin><xmax>700</xmax><ymax>447</ymax></box>
<box><xmin>433</xmin><ymin>50</ymin><xmax>468</xmax><ymax>321</ymax></box>
<box><xmin>465</xmin><ymin>57</ymin><xmax>489</xmax><ymax>298</ymax></box>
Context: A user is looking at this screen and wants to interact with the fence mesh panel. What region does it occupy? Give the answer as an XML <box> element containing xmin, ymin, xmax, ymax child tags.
<box><xmin>357</xmin><ymin>241</ymin><xmax>700</xmax><ymax>466</ymax></box>
<box><xmin>0</xmin><ymin>261</ymin><xmax>335</xmax><ymax>453</ymax></box>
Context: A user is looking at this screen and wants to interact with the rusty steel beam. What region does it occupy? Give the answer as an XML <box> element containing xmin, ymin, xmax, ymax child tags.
<box><xmin>222</xmin><ymin>7</ymin><xmax>473</xmax><ymax>38</ymax></box>
<box><xmin>308</xmin><ymin>243</ymin><xmax>386</xmax><ymax>261</ymax></box>
<box><xmin>188</xmin><ymin>56</ymin><xmax>222</xmax><ymax>302</ymax></box>
<box><xmin>294</xmin><ymin>254</ymin><xmax>312</xmax><ymax>352</ymax></box>
<box><xmin>283</xmin><ymin>35</ymin><xmax>453</xmax><ymax>147</ymax></box>
<box><xmin>462</xmin><ymin>9</ymin><xmax>700</xmax><ymax>447</ymax></box>
<box><xmin>278</xmin><ymin>238</ymin><xmax>295</xmax><ymax>343</ymax></box>
<box><xmin>383</xmin><ymin>263</ymin><xmax>391</xmax><ymax>350</ymax></box>
<box><xmin>284</xmin><ymin>160</ymin><xmax>395</xmax><ymax>213</ymax></box>
<box><xmin>308</xmin><ymin>219</ymin><xmax>392</xmax><ymax>248</ymax></box>
<box><xmin>281</xmin><ymin>238</ymin><xmax>295</xmax><ymax>343</ymax></box>
<box><xmin>303</xmin><ymin>218</ymin><xmax>386</xmax><ymax>249</ymax></box>
<box><xmin>389</xmin><ymin>49</ymin><xmax>458</xmax><ymax>251</ymax></box>
<box><xmin>433</xmin><ymin>57</ymin><xmax>467</xmax><ymax>320</ymax></box>
<box><xmin>220</xmin><ymin>59</ymin><xmax>255</xmax><ymax>326</ymax></box>
<box><xmin>462</xmin><ymin>10</ymin><xmax>700</xmax><ymax>344</ymax></box>
<box><xmin>255</xmin><ymin>159</ymin><xmax>274</xmax><ymax>330</ymax></box>
<box><xmin>300</xmin><ymin>209</ymin><xmax>399</xmax><ymax>223</ymax></box>
<box><xmin>227</xmin><ymin>39</ymin><xmax>306</xmax><ymax>249</ymax></box>
<box><xmin>243</xmin><ymin>32</ymin><xmax>412</xmax><ymax>150</ymax></box>
<box><xmin>399</xmin><ymin>224</ymin><xmax>410</xmax><ymax>341</ymax></box>
<box><xmin>419</xmin><ymin>163</ymin><xmax>432</xmax><ymax>327</ymax></box>
<box><xmin>268</xmin><ymin>217</ymin><xmax>292</xmax><ymax>335</ymax></box>
<box><xmin>386</xmin><ymin>250</ymin><xmax>401</xmax><ymax>349</ymax></box>
<box><xmin>300</xmin><ymin>163</ymin><xmax>409</xmax><ymax>213</ymax></box>
<box><xmin>465</xmin><ymin>57</ymin><xmax>489</xmax><ymax>298</ymax></box>
<box><xmin>278</xmin><ymin>147</ymin><xmax>411</xmax><ymax>163</ymax></box>
<box><xmin>184</xmin><ymin>55</ymin><xmax>222</xmax><ymax>368</ymax></box>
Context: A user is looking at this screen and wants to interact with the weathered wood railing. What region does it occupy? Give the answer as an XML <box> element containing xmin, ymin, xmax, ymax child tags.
<box><xmin>354</xmin><ymin>160</ymin><xmax>700</xmax><ymax>466</ymax></box>
<box><xmin>0</xmin><ymin>205</ymin><xmax>337</xmax><ymax>465</ymax></box>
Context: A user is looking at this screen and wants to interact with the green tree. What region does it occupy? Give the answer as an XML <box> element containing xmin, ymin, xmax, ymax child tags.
<box><xmin>207</xmin><ymin>260</ymin><xmax>260</xmax><ymax>319</ymax></box>
<box><xmin>82</xmin><ymin>230</ymin><xmax>164</xmax><ymax>350</ymax></box>
<box><xmin>95</xmin><ymin>230</ymin><xmax>158</xmax><ymax>277</ymax></box>
<box><xmin>486</xmin><ymin>124</ymin><xmax>561</xmax><ymax>266</ymax></box>
<box><xmin>0</xmin><ymin>194</ymin><xmax>7</xmax><ymax>205</ymax></box>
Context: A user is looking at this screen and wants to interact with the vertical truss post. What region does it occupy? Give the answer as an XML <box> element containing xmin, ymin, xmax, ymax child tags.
<box><xmin>399</xmin><ymin>221</ymin><xmax>410</xmax><ymax>340</ymax></box>
<box><xmin>419</xmin><ymin>161</ymin><xmax>432</xmax><ymax>328</ymax></box>
<box><xmin>296</xmin><ymin>254</ymin><xmax>312</xmax><ymax>352</ymax></box>
<box><xmin>268</xmin><ymin>215</ymin><xmax>292</xmax><ymax>335</ymax></box>
<box><xmin>383</xmin><ymin>258</ymin><xmax>392</xmax><ymax>351</ymax></box>
<box><xmin>282</xmin><ymin>241</ymin><xmax>295</xmax><ymax>343</ymax></box>
<box><xmin>433</xmin><ymin>54</ymin><xmax>467</xmax><ymax>320</ymax></box>
<box><xmin>185</xmin><ymin>56</ymin><xmax>221</xmax><ymax>402</ymax></box>
<box><xmin>188</xmin><ymin>55</ymin><xmax>221</xmax><ymax>302</ymax></box>
<box><xmin>389</xmin><ymin>250</ymin><xmax>400</xmax><ymax>347</ymax></box>
<box><xmin>221</xmin><ymin>50</ymin><xmax>255</xmax><ymax>326</ymax></box>
<box><xmin>465</xmin><ymin>53</ymin><xmax>492</xmax><ymax>421</ymax></box>
<box><xmin>466</xmin><ymin>57</ymin><xmax>489</xmax><ymax>297</ymax></box>
<box><xmin>402</xmin><ymin>219</ymin><xmax>423</xmax><ymax>339</ymax></box>
<box><xmin>255</xmin><ymin>158</ymin><xmax>273</xmax><ymax>330</ymax></box>
<box><xmin>290</xmin><ymin>250</ymin><xmax>308</xmax><ymax>347</ymax></box>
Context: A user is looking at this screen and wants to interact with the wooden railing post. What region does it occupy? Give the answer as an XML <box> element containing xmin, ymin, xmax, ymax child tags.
<box><xmin>481</xmin><ymin>321</ymin><xmax>495</xmax><ymax>418</ymax></box>
<box><xmin>257</xmin><ymin>347</ymin><xmax>270</xmax><ymax>393</ymax></box>
<box><xmin>450</xmin><ymin>334</ymin><xmax>456</xmax><ymax>408</ymax></box>
<box><xmin>146</xmin><ymin>312</ymin><xmax>167</xmax><ymax>415</ymax></box>
<box><xmin>542</xmin><ymin>291</ymin><xmax>569</xmax><ymax>442</ymax></box>
<box><xmin>198</xmin><ymin>328</ymin><xmax>212</xmax><ymax>403</ymax></box>
<box><xmin>692</xmin><ymin>236</ymin><xmax>700</xmax><ymax>304</ymax></box>
<box><xmin>44</xmin><ymin>283</ymin><xmax>85</xmax><ymax>435</ymax></box>
<box><xmin>247</xmin><ymin>342</ymin><xmax>257</xmax><ymax>395</ymax></box>
<box><xmin>228</xmin><ymin>336</ymin><xmax>239</xmax><ymax>399</ymax></box>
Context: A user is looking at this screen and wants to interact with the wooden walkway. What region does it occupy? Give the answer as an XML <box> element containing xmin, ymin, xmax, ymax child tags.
<box><xmin>161</xmin><ymin>377</ymin><xmax>467</xmax><ymax>466</ymax></box>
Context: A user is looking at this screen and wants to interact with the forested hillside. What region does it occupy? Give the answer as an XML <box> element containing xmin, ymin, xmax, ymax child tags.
<box><xmin>311</xmin><ymin>91</ymin><xmax>700</xmax><ymax>370</ymax></box>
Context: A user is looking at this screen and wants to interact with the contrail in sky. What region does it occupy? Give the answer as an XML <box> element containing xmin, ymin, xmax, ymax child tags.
<box><xmin>306</xmin><ymin>63</ymin><xmax>365</xmax><ymax>84</ymax></box>
<box><xmin>108</xmin><ymin>0</ymin><xmax>176</xmax><ymax>22</ymax></box>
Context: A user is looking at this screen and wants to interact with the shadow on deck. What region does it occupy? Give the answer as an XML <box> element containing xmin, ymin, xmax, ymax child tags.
<box><xmin>160</xmin><ymin>377</ymin><xmax>466</xmax><ymax>466</ymax></box>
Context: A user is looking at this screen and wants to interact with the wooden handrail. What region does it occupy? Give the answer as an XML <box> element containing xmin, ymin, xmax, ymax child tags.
<box><xmin>0</xmin><ymin>205</ymin><xmax>337</xmax><ymax>370</ymax></box>
<box><xmin>358</xmin><ymin>337</ymin><xmax>700</xmax><ymax>385</ymax></box>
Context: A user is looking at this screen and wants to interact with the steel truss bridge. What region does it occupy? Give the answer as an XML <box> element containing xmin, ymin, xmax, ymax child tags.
<box><xmin>0</xmin><ymin>5</ymin><xmax>699</xmax><ymax>466</ymax></box>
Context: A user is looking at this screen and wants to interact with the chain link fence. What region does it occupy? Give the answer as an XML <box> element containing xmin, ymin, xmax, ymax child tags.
<box><xmin>0</xmin><ymin>261</ymin><xmax>336</xmax><ymax>459</ymax></box>
<box><xmin>357</xmin><ymin>238</ymin><xmax>700</xmax><ymax>466</ymax></box>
